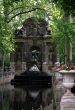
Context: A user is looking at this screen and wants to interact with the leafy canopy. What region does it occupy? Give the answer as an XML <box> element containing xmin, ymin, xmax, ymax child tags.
<box><xmin>0</xmin><ymin>0</ymin><xmax>75</xmax><ymax>64</ymax></box>
<box><xmin>52</xmin><ymin>0</ymin><xmax>75</xmax><ymax>15</ymax></box>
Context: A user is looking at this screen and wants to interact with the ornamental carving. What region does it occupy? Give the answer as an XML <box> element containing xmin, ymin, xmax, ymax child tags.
<box><xmin>14</xmin><ymin>17</ymin><xmax>51</xmax><ymax>37</ymax></box>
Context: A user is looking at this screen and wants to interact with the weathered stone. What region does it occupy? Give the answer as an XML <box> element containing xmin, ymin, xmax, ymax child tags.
<box><xmin>60</xmin><ymin>96</ymin><xmax>75</xmax><ymax>110</ymax></box>
<box><xmin>10</xmin><ymin>17</ymin><xmax>56</xmax><ymax>73</ymax></box>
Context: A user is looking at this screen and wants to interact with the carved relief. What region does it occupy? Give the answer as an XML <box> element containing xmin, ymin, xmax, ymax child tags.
<box><xmin>14</xmin><ymin>17</ymin><xmax>51</xmax><ymax>38</ymax></box>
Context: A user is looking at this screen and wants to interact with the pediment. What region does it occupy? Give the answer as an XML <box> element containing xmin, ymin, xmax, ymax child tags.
<box><xmin>14</xmin><ymin>17</ymin><xmax>51</xmax><ymax>38</ymax></box>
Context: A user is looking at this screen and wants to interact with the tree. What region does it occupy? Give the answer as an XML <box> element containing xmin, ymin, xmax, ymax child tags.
<box><xmin>51</xmin><ymin>0</ymin><xmax>75</xmax><ymax>16</ymax></box>
<box><xmin>51</xmin><ymin>12</ymin><xmax>75</xmax><ymax>63</ymax></box>
<box><xmin>51</xmin><ymin>0</ymin><xmax>75</xmax><ymax>65</ymax></box>
<box><xmin>0</xmin><ymin>0</ymin><xmax>51</xmax><ymax>52</ymax></box>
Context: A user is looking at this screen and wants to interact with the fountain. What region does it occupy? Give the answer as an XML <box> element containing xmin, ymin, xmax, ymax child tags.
<box><xmin>11</xmin><ymin>64</ymin><xmax>52</xmax><ymax>90</ymax></box>
<box><xmin>10</xmin><ymin>65</ymin><xmax>53</xmax><ymax>110</ymax></box>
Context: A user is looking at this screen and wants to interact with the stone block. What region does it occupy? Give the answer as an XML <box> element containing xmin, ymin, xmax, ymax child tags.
<box><xmin>60</xmin><ymin>95</ymin><xmax>75</xmax><ymax>110</ymax></box>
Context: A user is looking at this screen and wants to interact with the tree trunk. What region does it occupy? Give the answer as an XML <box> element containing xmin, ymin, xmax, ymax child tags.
<box><xmin>64</xmin><ymin>13</ymin><xmax>72</xmax><ymax>66</ymax></box>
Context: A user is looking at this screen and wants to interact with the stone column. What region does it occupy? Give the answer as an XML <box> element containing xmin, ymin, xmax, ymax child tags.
<box><xmin>22</xmin><ymin>62</ymin><xmax>26</xmax><ymax>72</ymax></box>
<box><xmin>10</xmin><ymin>53</ymin><xmax>15</xmax><ymax>73</ymax></box>
<box><xmin>42</xmin><ymin>42</ymin><xmax>48</xmax><ymax>72</ymax></box>
<box><xmin>10</xmin><ymin>62</ymin><xmax>15</xmax><ymax>73</ymax></box>
<box><xmin>45</xmin><ymin>43</ymin><xmax>48</xmax><ymax>64</ymax></box>
<box><xmin>22</xmin><ymin>51</ymin><xmax>27</xmax><ymax>72</ymax></box>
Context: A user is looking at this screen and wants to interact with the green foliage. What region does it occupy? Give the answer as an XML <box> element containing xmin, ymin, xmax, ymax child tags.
<box><xmin>3</xmin><ymin>94</ymin><xmax>9</xmax><ymax>110</ymax></box>
<box><xmin>0</xmin><ymin>0</ymin><xmax>75</xmax><ymax>64</ymax></box>
<box><xmin>0</xmin><ymin>0</ymin><xmax>15</xmax><ymax>53</ymax></box>
<box><xmin>0</xmin><ymin>15</ymin><xmax>14</xmax><ymax>53</ymax></box>
<box><xmin>52</xmin><ymin>0</ymin><xmax>75</xmax><ymax>16</ymax></box>
<box><xmin>50</xmin><ymin>7</ymin><xmax>75</xmax><ymax>63</ymax></box>
<box><xmin>0</xmin><ymin>0</ymin><xmax>51</xmax><ymax>65</ymax></box>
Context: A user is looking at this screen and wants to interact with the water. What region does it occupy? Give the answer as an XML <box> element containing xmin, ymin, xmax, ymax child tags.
<box><xmin>0</xmin><ymin>84</ymin><xmax>54</xmax><ymax>110</ymax></box>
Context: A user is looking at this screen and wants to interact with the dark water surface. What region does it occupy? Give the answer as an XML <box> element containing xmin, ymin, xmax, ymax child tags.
<box><xmin>0</xmin><ymin>84</ymin><xmax>53</xmax><ymax>110</ymax></box>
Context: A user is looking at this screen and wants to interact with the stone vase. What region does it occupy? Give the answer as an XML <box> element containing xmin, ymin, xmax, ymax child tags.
<box><xmin>59</xmin><ymin>70</ymin><xmax>75</xmax><ymax>96</ymax></box>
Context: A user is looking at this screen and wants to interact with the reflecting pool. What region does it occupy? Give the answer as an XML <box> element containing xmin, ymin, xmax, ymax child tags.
<box><xmin>0</xmin><ymin>84</ymin><xmax>54</xmax><ymax>110</ymax></box>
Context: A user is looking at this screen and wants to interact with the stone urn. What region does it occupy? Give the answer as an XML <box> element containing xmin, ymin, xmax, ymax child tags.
<box><xmin>59</xmin><ymin>70</ymin><xmax>75</xmax><ymax>96</ymax></box>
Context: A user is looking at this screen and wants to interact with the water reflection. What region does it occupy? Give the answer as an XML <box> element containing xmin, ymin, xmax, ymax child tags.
<box><xmin>0</xmin><ymin>84</ymin><xmax>53</xmax><ymax>110</ymax></box>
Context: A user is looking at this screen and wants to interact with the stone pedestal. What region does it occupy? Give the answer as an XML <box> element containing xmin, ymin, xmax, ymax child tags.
<box><xmin>60</xmin><ymin>95</ymin><xmax>75</xmax><ymax>110</ymax></box>
<box><xmin>59</xmin><ymin>70</ymin><xmax>75</xmax><ymax>110</ymax></box>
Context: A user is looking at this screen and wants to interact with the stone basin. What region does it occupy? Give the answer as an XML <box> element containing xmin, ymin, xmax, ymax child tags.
<box><xmin>11</xmin><ymin>65</ymin><xmax>52</xmax><ymax>90</ymax></box>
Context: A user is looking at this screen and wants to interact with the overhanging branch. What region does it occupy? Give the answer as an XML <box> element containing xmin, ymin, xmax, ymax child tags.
<box><xmin>7</xmin><ymin>8</ymin><xmax>46</xmax><ymax>23</ymax></box>
<box><xmin>8</xmin><ymin>5</ymin><xmax>30</xmax><ymax>15</ymax></box>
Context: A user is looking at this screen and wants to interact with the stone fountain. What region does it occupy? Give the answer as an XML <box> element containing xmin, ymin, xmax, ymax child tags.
<box><xmin>11</xmin><ymin>65</ymin><xmax>53</xmax><ymax>110</ymax></box>
<box><xmin>11</xmin><ymin>64</ymin><xmax>52</xmax><ymax>90</ymax></box>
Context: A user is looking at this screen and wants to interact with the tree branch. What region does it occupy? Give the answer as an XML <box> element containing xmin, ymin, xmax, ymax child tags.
<box><xmin>8</xmin><ymin>6</ymin><xmax>30</xmax><ymax>15</ymax></box>
<box><xmin>7</xmin><ymin>8</ymin><xmax>46</xmax><ymax>23</ymax></box>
